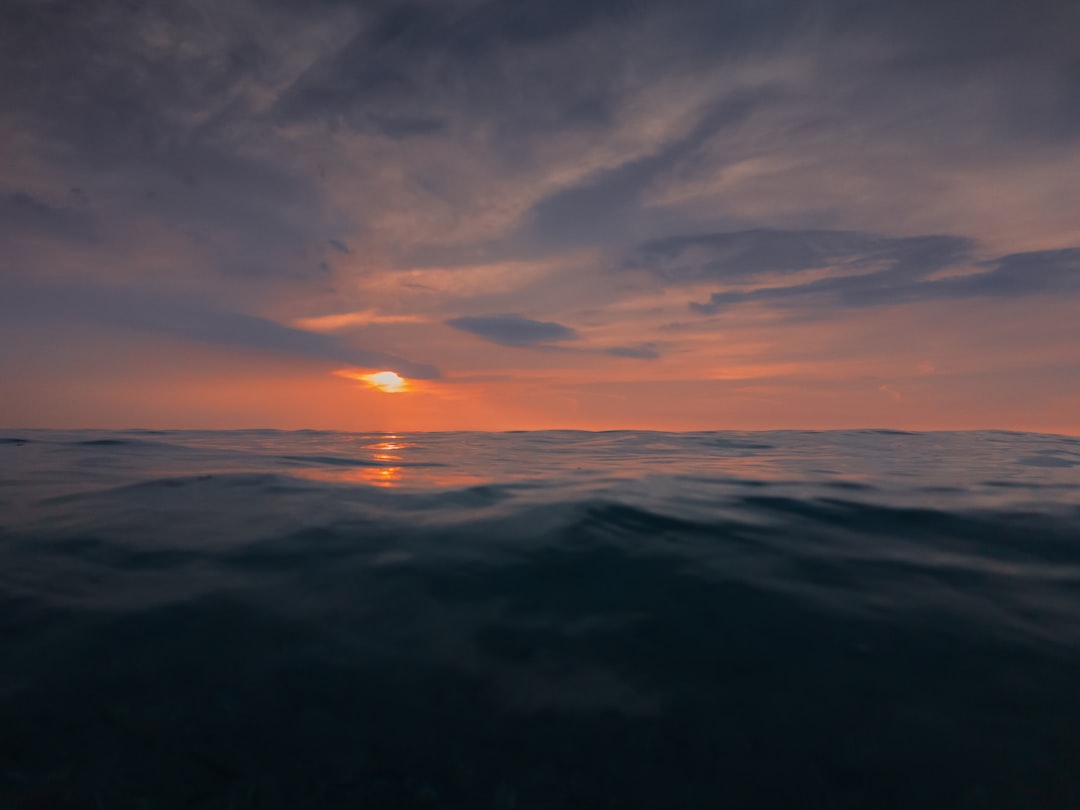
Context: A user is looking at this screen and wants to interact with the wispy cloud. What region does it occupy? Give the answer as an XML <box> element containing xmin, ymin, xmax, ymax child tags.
<box><xmin>1</xmin><ymin>283</ymin><xmax>440</xmax><ymax>379</ymax></box>
<box><xmin>627</xmin><ymin>229</ymin><xmax>974</xmax><ymax>285</ymax></box>
<box><xmin>682</xmin><ymin>239</ymin><xmax>1080</xmax><ymax>314</ymax></box>
<box><xmin>605</xmin><ymin>344</ymin><xmax>661</xmax><ymax>360</ymax></box>
<box><xmin>294</xmin><ymin>311</ymin><xmax>428</xmax><ymax>332</ymax></box>
<box><xmin>446</xmin><ymin>315</ymin><xmax>580</xmax><ymax>348</ymax></box>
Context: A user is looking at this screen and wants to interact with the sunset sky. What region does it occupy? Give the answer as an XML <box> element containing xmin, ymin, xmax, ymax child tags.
<box><xmin>2</xmin><ymin>0</ymin><xmax>1078</xmax><ymax>432</ymax></box>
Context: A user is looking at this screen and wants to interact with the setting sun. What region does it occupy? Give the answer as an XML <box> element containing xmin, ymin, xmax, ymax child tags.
<box><xmin>360</xmin><ymin>370</ymin><xmax>408</xmax><ymax>393</ymax></box>
<box><xmin>332</xmin><ymin>368</ymin><xmax>411</xmax><ymax>393</ymax></box>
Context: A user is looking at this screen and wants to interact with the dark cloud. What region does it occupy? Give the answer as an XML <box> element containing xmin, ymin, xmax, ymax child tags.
<box><xmin>0</xmin><ymin>283</ymin><xmax>439</xmax><ymax>379</ymax></box>
<box><xmin>324</xmin><ymin>0</ymin><xmax>637</xmax><ymax>65</ymax></box>
<box><xmin>276</xmin><ymin>0</ymin><xmax>1080</xmax><ymax>151</ymax></box>
<box><xmin>367</xmin><ymin>116</ymin><xmax>446</xmax><ymax>137</ymax></box>
<box><xmin>673</xmin><ymin>231</ymin><xmax>1080</xmax><ymax>313</ymax></box>
<box><xmin>6</xmin><ymin>0</ymin><xmax>1077</xmax><ymax>169</ymax></box>
<box><xmin>0</xmin><ymin>191</ymin><xmax>96</xmax><ymax>242</ymax></box>
<box><xmin>969</xmin><ymin>249</ymin><xmax>1080</xmax><ymax>297</ymax></box>
<box><xmin>446</xmin><ymin>315</ymin><xmax>580</xmax><ymax>347</ymax></box>
<box><xmin>606</xmin><ymin>344</ymin><xmax>661</xmax><ymax>360</ymax></box>
<box><xmin>328</xmin><ymin>239</ymin><xmax>352</xmax><ymax>255</ymax></box>
<box><xmin>5</xmin><ymin>0</ymin><xmax>1077</xmax><ymax>236</ymax></box>
<box><xmin>1</xmin><ymin>2</ymin><xmax>249</xmax><ymax>165</ymax></box>
<box><xmin>0</xmin><ymin>1</ymin><xmax>325</xmax><ymax>260</ymax></box>
<box><xmin>266</xmin><ymin>0</ymin><xmax>642</xmax><ymax>141</ymax></box>
<box><xmin>520</xmin><ymin>87</ymin><xmax>782</xmax><ymax>252</ymax></box>
<box><xmin>628</xmin><ymin>229</ymin><xmax>974</xmax><ymax>284</ymax></box>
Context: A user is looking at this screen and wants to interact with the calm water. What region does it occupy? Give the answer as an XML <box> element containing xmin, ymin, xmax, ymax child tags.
<box><xmin>1</xmin><ymin>429</ymin><xmax>1079</xmax><ymax>809</ymax></box>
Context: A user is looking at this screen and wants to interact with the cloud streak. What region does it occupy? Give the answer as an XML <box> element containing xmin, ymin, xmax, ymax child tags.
<box><xmin>628</xmin><ymin>229</ymin><xmax>974</xmax><ymax>285</ymax></box>
<box><xmin>1</xmin><ymin>284</ymin><xmax>439</xmax><ymax>379</ymax></box>
<box><xmin>446</xmin><ymin>315</ymin><xmax>580</xmax><ymax>348</ymax></box>
<box><xmin>619</xmin><ymin>227</ymin><xmax>1080</xmax><ymax>318</ymax></box>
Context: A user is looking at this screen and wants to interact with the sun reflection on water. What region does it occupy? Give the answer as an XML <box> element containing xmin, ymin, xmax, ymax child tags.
<box><xmin>290</xmin><ymin>465</ymin><xmax>490</xmax><ymax>489</ymax></box>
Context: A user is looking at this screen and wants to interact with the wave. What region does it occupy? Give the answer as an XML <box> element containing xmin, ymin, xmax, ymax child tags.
<box><xmin>2</xmin><ymin>430</ymin><xmax>1080</xmax><ymax>807</ymax></box>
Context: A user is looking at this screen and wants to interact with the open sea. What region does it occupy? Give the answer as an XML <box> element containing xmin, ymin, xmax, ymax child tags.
<box><xmin>1</xmin><ymin>429</ymin><xmax>1079</xmax><ymax>809</ymax></box>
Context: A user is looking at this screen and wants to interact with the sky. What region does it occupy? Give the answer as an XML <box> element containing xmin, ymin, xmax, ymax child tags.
<box><xmin>1</xmin><ymin>0</ymin><xmax>1078</xmax><ymax>432</ymax></box>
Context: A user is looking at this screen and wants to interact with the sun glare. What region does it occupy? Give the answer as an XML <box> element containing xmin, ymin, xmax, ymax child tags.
<box><xmin>333</xmin><ymin>368</ymin><xmax>412</xmax><ymax>393</ymax></box>
<box><xmin>360</xmin><ymin>370</ymin><xmax>408</xmax><ymax>393</ymax></box>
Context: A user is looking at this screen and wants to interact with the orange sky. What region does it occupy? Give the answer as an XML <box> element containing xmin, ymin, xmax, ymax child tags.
<box><xmin>2</xmin><ymin>0</ymin><xmax>1079</xmax><ymax>433</ymax></box>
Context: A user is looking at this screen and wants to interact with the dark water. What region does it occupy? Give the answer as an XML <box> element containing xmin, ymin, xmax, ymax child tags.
<box><xmin>2</xmin><ymin>430</ymin><xmax>1080</xmax><ymax>809</ymax></box>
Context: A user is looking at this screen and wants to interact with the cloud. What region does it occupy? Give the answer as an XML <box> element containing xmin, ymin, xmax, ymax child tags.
<box><xmin>0</xmin><ymin>191</ymin><xmax>96</xmax><ymax>243</ymax></box>
<box><xmin>8</xmin><ymin>0</ymin><xmax>1074</xmax><ymax>275</ymax></box>
<box><xmin>518</xmin><ymin>87</ymin><xmax>784</xmax><ymax>253</ymax></box>
<box><xmin>627</xmin><ymin>229</ymin><xmax>974</xmax><ymax>284</ymax></box>
<box><xmin>0</xmin><ymin>283</ymin><xmax>439</xmax><ymax>379</ymax></box>
<box><xmin>605</xmin><ymin>344</ymin><xmax>661</xmax><ymax>360</ymax></box>
<box><xmin>328</xmin><ymin>239</ymin><xmax>352</xmax><ymax>255</ymax></box>
<box><xmin>446</xmin><ymin>314</ymin><xmax>580</xmax><ymax>347</ymax></box>
<box><xmin>293</xmin><ymin>310</ymin><xmax>428</xmax><ymax>331</ymax></box>
<box><xmin>665</xmin><ymin>231</ymin><xmax>1080</xmax><ymax>317</ymax></box>
<box><xmin>965</xmin><ymin>249</ymin><xmax>1080</xmax><ymax>297</ymax></box>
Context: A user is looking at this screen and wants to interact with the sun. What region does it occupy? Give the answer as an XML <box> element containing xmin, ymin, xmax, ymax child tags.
<box><xmin>333</xmin><ymin>368</ymin><xmax>412</xmax><ymax>393</ymax></box>
<box><xmin>360</xmin><ymin>370</ymin><xmax>408</xmax><ymax>393</ymax></box>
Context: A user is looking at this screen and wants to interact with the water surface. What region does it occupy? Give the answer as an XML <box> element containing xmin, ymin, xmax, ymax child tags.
<box><xmin>2</xmin><ymin>429</ymin><xmax>1079</xmax><ymax>808</ymax></box>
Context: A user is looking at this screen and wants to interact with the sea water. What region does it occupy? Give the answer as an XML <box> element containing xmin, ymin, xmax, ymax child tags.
<box><xmin>1</xmin><ymin>429</ymin><xmax>1079</xmax><ymax>808</ymax></box>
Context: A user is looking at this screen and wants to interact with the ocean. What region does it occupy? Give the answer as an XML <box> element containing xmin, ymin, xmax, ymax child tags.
<box><xmin>1</xmin><ymin>429</ymin><xmax>1079</xmax><ymax>809</ymax></box>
